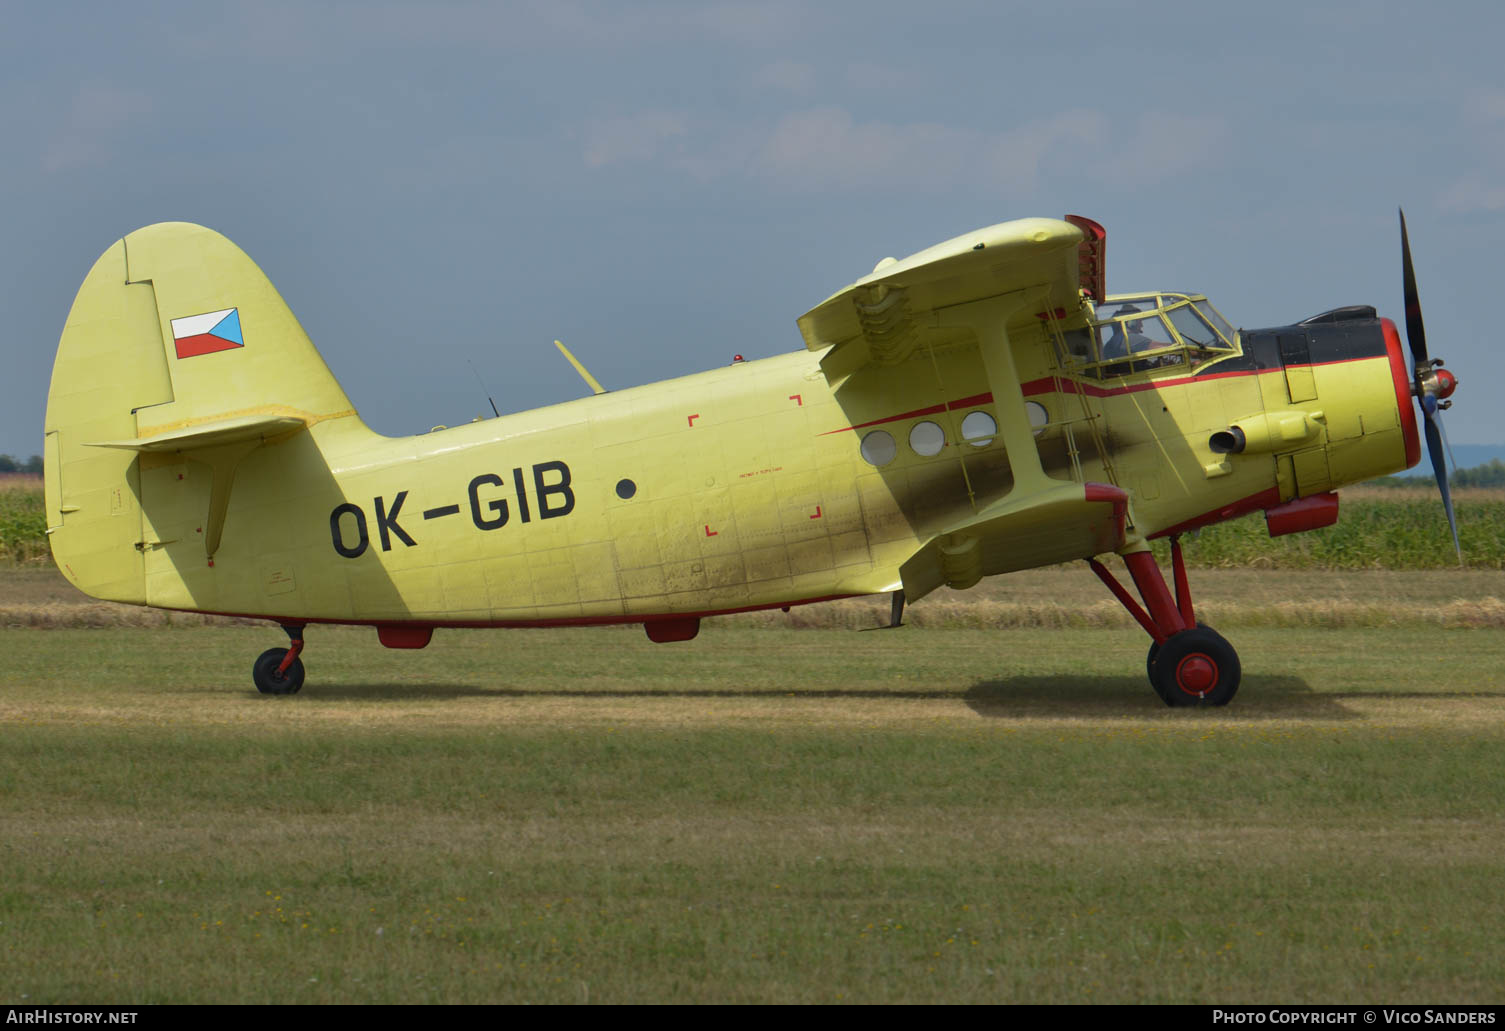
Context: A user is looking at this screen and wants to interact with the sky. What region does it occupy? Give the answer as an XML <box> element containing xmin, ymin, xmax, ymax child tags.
<box><xmin>4</xmin><ymin>0</ymin><xmax>1503</xmax><ymax>458</ymax></box>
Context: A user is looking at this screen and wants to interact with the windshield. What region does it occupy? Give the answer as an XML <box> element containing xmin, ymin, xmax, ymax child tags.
<box><xmin>1084</xmin><ymin>293</ymin><xmax>1236</xmax><ymax>376</ymax></box>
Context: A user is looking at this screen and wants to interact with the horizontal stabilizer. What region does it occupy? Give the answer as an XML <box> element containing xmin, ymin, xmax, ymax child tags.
<box><xmin>87</xmin><ymin>413</ymin><xmax>307</xmax><ymax>561</ymax></box>
<box><xmin>87</xmin><ymin>413</ymin><xmax>307</xmax><ymax>454</ymax></box>
<box><xmin>899</xmin><ymin>482</ymin><xmax>1128</xmax><ymax>602</ymax></box>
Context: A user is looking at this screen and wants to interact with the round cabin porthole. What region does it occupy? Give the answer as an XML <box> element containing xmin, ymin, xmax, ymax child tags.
<box><xmin>1026</xmin><ymin>401</ymin><xmax>1049</xmax><ymax>436</ymax></box>
<box><xmin>860</xmin><ymin>429</ymin><xmax>896</xmax><ymax>466</ymax></box>
<box><xmin>961</xmin><ymin>410</ymin><xmax>996</xmax><ymax>447</ymax></box>
<box><xmin>909</xmin><ymin>420</ymin><xmax>945</xmax><ymax>457</ymax></box>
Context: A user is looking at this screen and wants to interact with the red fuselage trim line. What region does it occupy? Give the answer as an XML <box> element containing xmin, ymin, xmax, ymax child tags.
<box><xmin>819</xmin><ymin>392</ymin><xmax>993</xmax><ymax>435</ymax></box>
<box><xmin>1020</xmin><ymin>356</ymin><xmax>1385</xmax><ymax>400</ymax></box>
<box><xmin>1149</xmin><ymin>486</ymin><xmax>1283</xmax><ymax>540</ymax></box>
<box><xmin>820</xmin><ymin>354</ymin><xmax>1392</xmax><ymax>436</ymax></box>
<box><xmin>157</xmin><ymin>592</ymin><xmax>866</xmax><ymax>632</ymax></box>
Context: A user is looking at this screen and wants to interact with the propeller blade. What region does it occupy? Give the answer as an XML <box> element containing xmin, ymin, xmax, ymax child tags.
<box><xmin>1400</xmin><ymin>208</ymin><xmax>1429</xmax><ymax>364</ymax></box>
<box><xmin>1423</xmin><ymin>408</ymin><xmax>1462</xmax><ymax>564</ymax></box>
<box><xmin>1436</xmin><ymin>401</ymin><xmax>1459</xmax><ymax>472</ymax></box>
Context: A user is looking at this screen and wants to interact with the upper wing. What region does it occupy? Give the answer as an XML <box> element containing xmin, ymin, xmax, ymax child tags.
<box><xmin>796</xmin><ymin>217</ymin><xmax>1085</xmax><ymax>374</ymax></box>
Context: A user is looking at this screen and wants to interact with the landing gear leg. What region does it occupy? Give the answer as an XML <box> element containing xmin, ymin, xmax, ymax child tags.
<box><xmin>253</xmin><ymin>624</ymin><xmax>306</xmax><ymax>695</ymax></box>
<box><xmin>1089</xmin><ymin>536</ymin><xmax>1241</xmax><ymax>707</ymax></box>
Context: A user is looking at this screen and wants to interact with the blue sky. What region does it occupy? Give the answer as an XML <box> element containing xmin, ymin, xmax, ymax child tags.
<box><xmin>5</xmin><ymin>0</ymin><xmax>1502</xmax><ymax>456</ymax></box>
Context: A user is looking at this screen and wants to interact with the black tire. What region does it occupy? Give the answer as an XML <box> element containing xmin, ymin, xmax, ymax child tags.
<box><xmin>1152</xmin><ymin>626</ymin><xmax>1240</xmax><ymax>707</ymax></box>
<box><xmin>253</xmin><ymin>647</ymin><xmax>305</xmax><ymax>695</ymax></box>
<box><xmin>1146</xmin><ymin>640</ymin><xmax>1167</xmax><ymax>701</ymax></box>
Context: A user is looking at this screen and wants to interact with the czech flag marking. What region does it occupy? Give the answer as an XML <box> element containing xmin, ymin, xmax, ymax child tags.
<box><xmin>171</xmin><ymin>308</ymin><xmax>243</xmax><ymax>359</ymax></box>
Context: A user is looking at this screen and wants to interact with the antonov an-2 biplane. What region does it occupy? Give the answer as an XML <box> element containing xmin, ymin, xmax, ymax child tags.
<box><xmin>42</xmin><ymin>213</ymin><xmax>1458</xmax><ymax>706</ymax></box>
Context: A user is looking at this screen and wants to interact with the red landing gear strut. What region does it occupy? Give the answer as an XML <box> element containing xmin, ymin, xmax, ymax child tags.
<box><xmin>1088</xmin><ymin>536</ymin><xmax>1241</xmax><ymax>707</ymax></box>
<box><xmin>252</xmin><ymin>624</ymin><xmax>307</xmax><ymax>696</ymax></box>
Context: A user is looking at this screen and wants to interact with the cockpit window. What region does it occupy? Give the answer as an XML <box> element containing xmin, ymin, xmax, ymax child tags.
<box><xmin>1082</xmin><ymin>293</ymin><xmax>1237</xmax><ymax>378</ymax></box>
<box><xmin>1098</xmin><ymin>306</ymin><xmax>1174</xmax><ymax>359</ymax></box>
<box><xmin>1195</xmin><ymin>301</ymin><xmax>1236</xmax><ymax>344</ymax></box>
<box><xmin>1163</xmin><ymin>303</ymin><xmax>1224</xmax><ymax>348</ymax></box>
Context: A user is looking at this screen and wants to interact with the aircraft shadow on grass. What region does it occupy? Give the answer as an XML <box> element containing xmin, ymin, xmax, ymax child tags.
<box><xmin>272</xmin><ymin>683</ymin><xmax>971</xmax><ymax>702</ymax></box>
<box><xmin>963</xmin><ymin>675</ymin><xmax>1359</xmax><ymax>720</ymax></box>
<box><xmin>253</xmin><ymin>677</ymin><xmax>1371</xmax><ymax>721</ymax></box>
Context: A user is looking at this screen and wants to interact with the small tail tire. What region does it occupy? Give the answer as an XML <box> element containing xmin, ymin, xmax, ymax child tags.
<box><xmin>253</xmin><ymin>648</ymin><xmax>305</xmax><ymax>695</ymax></box>
<box><xmin>1152</xmin><ymin>626</ymin><xmax>1240</xmax><ymax>707</ymax></box>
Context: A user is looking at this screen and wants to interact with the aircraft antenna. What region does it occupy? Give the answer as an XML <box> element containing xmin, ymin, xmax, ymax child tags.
<box><xmin>554</xmin><ymin>340</ymin><xmax>608</xmax><ymax>396</ymax></box>
<box><xmin>467</xmin><ymin>359</ymin><xmax>501</xmax><ymax>418</ymax></box>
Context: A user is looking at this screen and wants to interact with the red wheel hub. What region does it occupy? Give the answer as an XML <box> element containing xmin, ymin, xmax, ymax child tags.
<box><xmin>1175</xmin><ymin>654</ymin><xmax>1218</xmax><ymax>696</ymax></box>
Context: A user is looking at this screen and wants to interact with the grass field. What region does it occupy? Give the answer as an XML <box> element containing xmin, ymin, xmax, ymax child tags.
<box><xmin>4</xmin><ymin>562</ymin><xmax>1505</xmax><ymax>1003</ymax></box>
<box><xmin>5</xmin><ymin>478</ymin><xmax>1504</xmax><ymax>1003</ymax></box>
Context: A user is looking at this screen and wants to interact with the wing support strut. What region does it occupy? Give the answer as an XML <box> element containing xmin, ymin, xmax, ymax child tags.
<box><xmin>931</xmin><ymin>289</ymin><xmax>1065</xmax><ymax>498</ymax></box>
<box><xmin>1087</xmin><ymin>536</ymin><xmax>1194</xmax><ymax>645</ymax></box>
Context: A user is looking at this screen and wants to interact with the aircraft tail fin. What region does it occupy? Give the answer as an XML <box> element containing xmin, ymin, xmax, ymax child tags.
<box><xmin>43</xmin><ymin>222</ymin><xmax>363</xmax><ymax>602</ymax></box>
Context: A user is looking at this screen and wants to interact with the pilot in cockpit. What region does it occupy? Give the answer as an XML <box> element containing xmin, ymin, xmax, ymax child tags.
<box><xmin>1101</xmin><ymin>305</ymin><xmax>1153</xmax><ymax>358</ymax></box>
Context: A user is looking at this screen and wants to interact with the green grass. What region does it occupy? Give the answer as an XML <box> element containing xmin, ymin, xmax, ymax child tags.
<box><xmin>4</xmin><ymin>624</ymin><xmax>1505</xmax><ymax>1003</ymax></box>
<box><xmin>0</xmin><ymin>482</ymin><xmax>46</xmax><ymax>564</ymax></box>
<box><xmin>1150</xmin><ymin>490</ymin><xmax>1505</xmax><ymax>569</ymax></box>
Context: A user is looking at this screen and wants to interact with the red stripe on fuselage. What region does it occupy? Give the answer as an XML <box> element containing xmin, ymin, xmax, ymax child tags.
<box><xmin>1150</xmin><ymin>486</ymin><xmax>1283</xmax><ymax>539</ymax></box>
<box><xmin>822</xmin><ymin>354</ymin><xmax>1388</xmax><ymax>435</ymax></box>
<box><xmin>819</xmin><ymin>392</ymin><xmax>993</xmax><ymax>435</ymax></box>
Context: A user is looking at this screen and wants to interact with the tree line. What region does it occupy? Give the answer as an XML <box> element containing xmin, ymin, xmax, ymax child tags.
<box><xmin>0</xmin><ymin>455</ymin><xmax>43</xmax><ymax>474</ymax></box>
<box><xmin>1368</xmin><ymin>458</ymin><xmax>1505</xmax><ymax>489</ymax></box>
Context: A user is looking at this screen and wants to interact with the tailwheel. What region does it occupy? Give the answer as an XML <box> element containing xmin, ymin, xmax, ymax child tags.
<box><xmin>253</xmin><ymin>625</ymin><xmax>306</xmax><ymax>695</ymax></box>
<box><xmin>1151</xmin><ymin>626</ymin><xmax>1240</xmax><ymax>707</ymax></box>
<box><xmin>253</xmin><ymin>648</ymin><xmax>305</xmax><ymax>694</ymax></box>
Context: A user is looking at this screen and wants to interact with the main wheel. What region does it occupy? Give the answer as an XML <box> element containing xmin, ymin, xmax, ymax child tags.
<box><xmin>1152</xmin><ymin>626</ymin><xmax>1240</xmax><ymax>707</ymax></box>
<box><xmin>253</xmin><ymin>647</ymin><xmax>305</xmax><ymax>695</ymax></box>
<box><xmin>1146</xmin><ymin>640</ymin><xmax>1166</xmax><ymax>701</ymax></box>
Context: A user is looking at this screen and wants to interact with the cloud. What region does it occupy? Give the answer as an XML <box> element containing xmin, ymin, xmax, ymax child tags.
<box><xmin>575</xmin><ymin>105</ymin><xmax>1233</xmax><ymax>194</ymax></box>
<box><xmin>752</xmin><ymin>59</ymin><xmax>816</xmax><ymax>93</ymax></box>
<box><xmin>583</xmin><ymin>111</ymin><xmax>689</xmax><ymax>167</ymax></box>
<box><xmin>843</xmin><ymin>62</ymin><xmax>916</xmax><ymax>93</ymax></box>
<box><xmin>753</xmin><ymin>106</ymin><xmax>1115</xmax><ymax>191</ymax></box>
<box><xmin>41</xmin><ymin>84</ymin><xmax>153</xmax><ymax>172</ymax></box>
<box><xmin>1438</xmin><ymin>90</ymin><xmax>1505</xmax><ymax>215</ymax></box>
<box><xmin>186</xmin><ymin>0</ymin><xmax>805</xmax><ymax>56</ymax></box>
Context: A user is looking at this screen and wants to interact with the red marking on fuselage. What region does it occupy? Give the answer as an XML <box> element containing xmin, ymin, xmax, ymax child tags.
<box><xmin>1150</xmin><ymin>486</ymin><xmax>1284</xmax><ymax>540</ymax></box>
<box><xmin>819</xmin><ymin>392</ymin><xmax>993</xmax><ymax>435</ymax></box>
<box><xmin>1033</xmin><ymin>307</ymin><xmax>1069</xmax><ymax>321</ymax></box>
<box><xmin>1265</xmin><ymin>492</ymin><xmax>1340</xmax><ymax>538</ymax></box>
<box><xmin>789</xmin><ymin>394</ymin><xmax>803</xmax><ymax>406</ymax></box>
<box><xmin>822</xmin><ymin>353</ymin><xmax>1394</xmax><ymax>436</ymax></box>
<box><xmin>810</xmin><ymin>505</ymin><xmax>822</xmax><ymax>519</ymax></box>
<box><xmin>687</xmin><ymin>413</ymin><xmax>700</xmax><ymax>427</ymax></box>
<box><xmin>645</xmin><ymin>618</ymin><xmax>700</xmax><ymax>643</ymax></box>
<box><xmin>704</xmin><ymin>525</ymin><xmax>717</xmax><ymax>537</ymax></box>
<box><xmin>378</xmin><ymin>625</ymin><xmax>433</xmax><ymax>649</ymax></box>
<box><xmin>1021</xmin><ymin>356</ymin><xmax>1387</xmax><ymax>400</ymax></box>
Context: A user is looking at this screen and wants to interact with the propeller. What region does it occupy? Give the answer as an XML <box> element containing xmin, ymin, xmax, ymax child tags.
<box><xmin>1399</xmin><ymin>209</ymin><xmax>1462</xmax><ymax>563</ymax></box>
